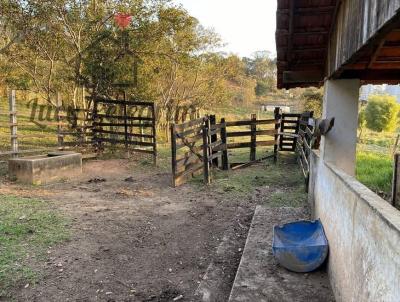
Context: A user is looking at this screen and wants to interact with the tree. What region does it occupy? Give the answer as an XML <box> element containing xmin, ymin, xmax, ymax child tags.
<box><xmin>243</xmin><ymin>51</ymin><xmax>276</xmax><ymax>97</ymax></box>
<box><xmin>364</xmin><ymin>95</ymin><xmax>399</xmax><ymax>132</ymax></box>
<box><xmin>301</xmin><ymin>88</ymin><xmax>323</xmax><ymax>117</ymax></box>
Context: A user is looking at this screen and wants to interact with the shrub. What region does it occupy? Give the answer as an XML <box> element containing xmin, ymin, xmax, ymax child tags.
<box><xmin>364</xmin><ymin>95</ymin><xmax>399</xmax><ymax>132</ymax></box>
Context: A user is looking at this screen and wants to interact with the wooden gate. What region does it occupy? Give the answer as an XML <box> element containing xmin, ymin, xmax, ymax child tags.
<box><xmin>279</xmin><ymin>112</ymin><xmax>301</xmax><ymax>152</ymax></box>
<box><xmin>92</xmin><ymin>96</ymin><xmax>157</xmax><ymax>164</ymax></box>
<box><xmin>170</xmin><ymin>116</ymin><xmax>228</xmax><ymax>187</ymax></box>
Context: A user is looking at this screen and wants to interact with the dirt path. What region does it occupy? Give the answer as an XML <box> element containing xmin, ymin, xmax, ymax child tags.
<box><xmin>4</xmin><ymin>159</ymin><xmax>254</xmax><ymax>301</ymax></box>
<box><xmin>1</xmin><ymin>156</ymin><xmax>333</xmax><ymax>301</ymax></box>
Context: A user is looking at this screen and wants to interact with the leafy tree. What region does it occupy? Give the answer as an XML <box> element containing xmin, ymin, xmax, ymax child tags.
<box><xmin>301</xmin><ymin>88</ymin><xmax>323</xmax><ymax>117</ymax></box>
<box><xmin>243</xmin><ymin>51</ymin><xmax>276</xmax><ymax>96</ymax></box>
<box><xmin>364</xmin><ymin>95</ymin><xmax>399</xmax><ymax>132</ymax></box>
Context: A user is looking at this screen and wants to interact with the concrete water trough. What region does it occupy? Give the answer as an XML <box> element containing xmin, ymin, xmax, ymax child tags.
<box><xmin>8</xmin><ymin>152</ymin><xmax>82</xmax><ymax>185</ymax></box>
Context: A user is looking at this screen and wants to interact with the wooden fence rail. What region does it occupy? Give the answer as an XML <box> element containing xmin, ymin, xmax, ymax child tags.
<box><xmin>92</xmin><ymin>97</ymin><xmax>157</xmax><ymax>164</ymax></box>
<box><xmin>171</xmin><ymin>117</ymin><xmax>207</xmax><ymax>187</ymax></box>
<box><xmin>225</xmin><ymin>109</ymin><xmax>282</xmax><ymax>167</ymax></box>
<box><xmin>171</xmin><ymin>109</ymin><xmax>283</xmax><ymax>187</ymax></box>
<box><xmin>1</xmin><ymin>91</ymin><xmax>157</xmax><ymax>161</ymax></box>
<box><xmin>296</xmin><ymin>111</ymin><xmax>314</xmax><ymax>190</ymax></box>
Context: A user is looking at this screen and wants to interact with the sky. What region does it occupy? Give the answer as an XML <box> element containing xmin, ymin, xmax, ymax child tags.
<box><xmin>173</xmin><ymin>0</ymin><xmax>277</xmax><ymax>58</ymax></box>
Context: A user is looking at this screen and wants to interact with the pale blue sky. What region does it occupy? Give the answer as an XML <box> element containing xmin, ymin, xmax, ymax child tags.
<box><xmin>174</xmin><ymin>0</ymin><xmax>277</xmax><ymax>58</ymax></box>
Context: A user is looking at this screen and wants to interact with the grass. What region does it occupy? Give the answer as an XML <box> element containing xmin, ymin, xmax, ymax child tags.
<box><xmin>190</xmin><ymin>154</ymin><xmax>307</xmax><ymax>208</ymax></box>
<box><xmin>0</xmin><ymin>195</ymin><xmax>69</xmax><ymax>298</ymax></box>
<box><xmin>356</xmin><ymin>151</ymin><xmax>393</xmax><ymax>196</ymax></box>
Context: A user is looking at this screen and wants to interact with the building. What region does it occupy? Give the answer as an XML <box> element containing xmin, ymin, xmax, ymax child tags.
<box><xmin>360</xmin><ymin>84</ymin><xmax>400</xmax><ymax>102</ymax></box>
<box><xmin>276</xmin><ymin>1</ymin><xmax>400</xmax><ymax>301</ymax></box>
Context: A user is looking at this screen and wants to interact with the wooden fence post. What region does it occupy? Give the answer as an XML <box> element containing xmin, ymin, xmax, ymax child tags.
<box><xmin>202</xmin><ymin>118</ymin><xmax>211</xmax><ymax>184</ymax></box>
<box><xmin>220</xmin><ymin>118</ymin><xmax>229</xmax><ymax>170</ymax></box>
<box><xmin>392</xmin><ymin>134</ymin><xmax>400</xmax><ymax>156</ymax></box>
<box><xmin>151</xmin><ymin>103</ymin><xmax>157</xmax><ymax>166</ymax></box>
<box><xmin>123</xmin><ymin>92</ymin><xmax>128</xmax><ymax>151</ymax></box>
<box><xmin>274</xmin><ymin>107</ymin><xmax>281</xmax><ymax>163</ymax></box>
<box><xmin>56</xmin><ymin>92</ymin><xmax>64</xmax><ymax>150</ymax></box>
<box><xmin>92</xmin><ymin>98</ymin><xmax>100</xmax><ymax>151</ymax></box>
<box><xmin>392</xmin><ymin>153</ymin><xmax>400</xmax><ymax>209</ymax></box>
<box><xmin>210</xmin><ymin>114</ymin><xmax>218</xmax><ymax>167</ymax></box>
<box><xmin>9</xmin><ymin>89</ymin><xmax>18</xmax><ymax>157</ymax></box>
<box><xmin>171</xmin><ymin>124</ymin><xmax>177</xmax><ymax>187</ymax></box>
<box><xmin>250</xmin><ymin>113</ymin><xmax>257</xmax><ymax>161</ymax></box>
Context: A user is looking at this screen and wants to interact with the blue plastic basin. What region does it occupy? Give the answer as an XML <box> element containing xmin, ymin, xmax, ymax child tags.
<box><xmin>272</xmin><ymin>219</ymin><xmax>328</xmax><ymax>273</ymax></box>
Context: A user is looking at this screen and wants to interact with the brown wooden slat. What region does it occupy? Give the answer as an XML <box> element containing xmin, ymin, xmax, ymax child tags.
<box><xmin>174</xmin><ymin>118</ymin><xmax>205</xmax><ymax>132</ymax></box>
<box><xmin>207</xmin><ymin>152</ymin><xmax>220</xmax><ymax>162</ymax></box>
<box><xmin>94</xmin><ymin>97</ymin><xmax>153</xmax><ymax>107</ymax></box>
<box><xmin>176</xmin><ymin>145</ymin><xmax>203</xmax><ymax>159</ymax></box>
<box><xmin>176</xmin><ymin>132</ymin><xmax>203</xmax><ymax>145</ymax></box>
<box><xmin>226</xmin><ymin>120</ymin><xmax>253</xmax><ymax>127</ymax></box>
<box><xmin>92</xmin><ymin>129</ymin><xmax>154</xmax><ymax>139</ymax></box>
<box><xmin>282</xmin><ymin>113</ymin><xmax>301</xmax><ymax>118</ymax></box>
<box><xmin>282</xmin><ymin>125</ymin><xmax>298</xmax><ymax>130</ymax></box>
<box><xmin>213</xmin><ymin>143</ymin><xmax>227</xmax><ymax>152</ymax></box>
<box><xmin>95</xmin><ymin>114</ymin><xmax>153</xmax><ymax>121</ymax></box>
<box><xmin>176</xmin><ymin>152</ymin><xmax>202</xmax><ymax>168</ymax></box>
<box><xmin>96</xmin><ymin>138</ymin><xmax>154</xmax><ymax>147</ymax></box>
<box><xmin>93</xmin><ymin>122</ymin><xmax>153</xmax><ymax>128</ymax></box>
<box><xmin>227</xmin><ymin>129</ymin><xmax>277</xmax><ymax>138</ymax></box>
<box><xmin>174</xmin><ymin>162</ymin><xmax>203</xmax><ymax>184</ymax></box>
<box><xmin>226</xmin><ymin>119</ymin><xmax>277</xmax><ymax>127</ymax></box>
<box><xmin>228</xmin><ymin>140</ymin><xmax>276</xmax><ymax>149</ymax></box>
<box><xmin>176</xmin><ymin>126</ymin><xmax>203</xmax><ymax>137</ymax></box>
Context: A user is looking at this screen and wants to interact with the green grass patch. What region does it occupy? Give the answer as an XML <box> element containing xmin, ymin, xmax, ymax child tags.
<box><xmin>266</xmin><ymin>186</ymin><xmax>307</xmax><ymax>208</ymax></box>
<box><xmin>0</xmin><ymin>195</ymin><xmax>69</xmax><ymax>298</ymax></box>
<box><xmin>193</xmin><ymin>155</ymin><xmax>305</xmax><ymax>200</ymax></box>
<box><xmin>356</xmin><ymin>151</ymin><xmax>392</xmax><ymax>195</ymax></box>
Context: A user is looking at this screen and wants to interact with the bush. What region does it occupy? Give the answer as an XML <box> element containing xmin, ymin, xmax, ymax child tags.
<box><xmin>301</xmin><ymin>88</ymin><xmax>323</xmax><ymax>118</ymax></box>
<box><xmin>364</xmin><ymin>95</ymin><xmax>399</xmax><ymax>132</ymax></box>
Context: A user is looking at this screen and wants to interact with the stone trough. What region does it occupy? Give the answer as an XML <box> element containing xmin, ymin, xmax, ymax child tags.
<box><xmin>8</xmin><ymin>152</ymin><xmax>82</xmax><ymax>185</ymax></box>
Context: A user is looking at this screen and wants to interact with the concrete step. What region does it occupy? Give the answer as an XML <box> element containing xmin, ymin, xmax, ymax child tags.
<box><xmin>194</xmin><ymin>210</ymin><xmax>251</xmax><ymax>302</ymax></box>
<box><xmin>228</xmin><ymin>206</ymin><xmax>335</xmax><ymax>302</ymax></box>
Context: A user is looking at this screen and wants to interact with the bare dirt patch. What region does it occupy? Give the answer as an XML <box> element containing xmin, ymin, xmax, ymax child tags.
<box><xmin>3</xmin><ymin>159</ymin><xmax>253</xmax><ymax>301</ymax></box>
<box><xmin>1</xmin><ymin>155</ymin><xmax>333</xmax><ymax>301</ymax></box>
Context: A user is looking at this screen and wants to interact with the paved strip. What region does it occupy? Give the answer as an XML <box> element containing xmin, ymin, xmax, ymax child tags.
<box><xmin>228</xmin><ymin>206</ymin><xmax>335</xmax><ymax>302</ymax></box>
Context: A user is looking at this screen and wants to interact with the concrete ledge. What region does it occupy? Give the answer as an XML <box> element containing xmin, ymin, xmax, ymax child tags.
<box><xmin>228</xmin><ymin>206</ymin><xmax>334</xmax><ymax>302</ymax></box>
<box><xmin>9</xmin><ymin>152</ymin><xmax>82</xmax><ymax>185</ymax></box>
<box><xmin>310</xmin><ymin>151</ymin><xmax>400</xmax><ymax>301</ymax></box>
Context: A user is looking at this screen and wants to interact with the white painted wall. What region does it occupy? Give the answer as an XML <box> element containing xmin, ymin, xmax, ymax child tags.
<box><xmin>321</xmin><ymin>79</ymin><xmax>360</xmax><ymax>176</ymax></box>
<box><xmin>309</xmin><ymin>152</ymin><xmax>400</xmax><ymax>302</ymax></box>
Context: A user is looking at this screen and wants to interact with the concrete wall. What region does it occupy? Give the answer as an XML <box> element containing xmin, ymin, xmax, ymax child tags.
<box><xmin>9</xmin><ymin>152</ymin><xmax>82</xmax><ymax>185</ymax></box>
<box><xmin>309</xmin><ymin>151</ymin><xmax>400</xmax><ymax>302</ymax></box>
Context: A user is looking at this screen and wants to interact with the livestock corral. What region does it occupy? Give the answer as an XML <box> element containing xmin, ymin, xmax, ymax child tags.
<box><xmin>0</xmin><ymin>92</ymin><xmax>333</xmax><ymax>301</ymax></box>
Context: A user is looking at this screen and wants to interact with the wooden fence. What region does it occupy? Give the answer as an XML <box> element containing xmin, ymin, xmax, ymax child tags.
<box><xmin>279</xmin><ymin>112</ymin><xmax>301</xmax><ymax>152</ymax></box>
<box><xmin>296</xmin><ymin>112</ymin><xmax>315</xmax><ymax>189</ymax></box>
<box><xmin>92</xmin><ymin>96</ymin><xmax>157</xmax><ymax>164</ymax></box>
<box><xmin>225</xmin><ymin>109</ymin><xmax>282</xmax><ymax>168</ymax></box>
<box><xmin>1</xmin><ymin>90</ymin><xmax>157</xmax><ymax>162</ymax></box>
<box><xmin>171</xmin><ymin>109</ymin><xmax>283</xmax><ymax>187</ymax></box>
<box><xmin>171</xmin><ymin>117</ymin><xmax>207</xmax><ymax>187</ymax></box>
<box><xmin>0</xmin><ymin>90</ymin><xmax>93</xmax><ymax>158</ymax></box>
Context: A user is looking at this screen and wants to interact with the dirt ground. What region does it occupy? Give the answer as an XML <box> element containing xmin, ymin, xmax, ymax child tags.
<box><xmin>0</xmin><ymin>155</ymin><xmax>333</xmax><ymax>301</ymax></box>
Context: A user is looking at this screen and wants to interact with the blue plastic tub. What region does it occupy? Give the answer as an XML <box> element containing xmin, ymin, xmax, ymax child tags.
<box><xmin>272</xmin><ymin>219</ymin><xmax>328</xmax><ymax>273</ymax></box>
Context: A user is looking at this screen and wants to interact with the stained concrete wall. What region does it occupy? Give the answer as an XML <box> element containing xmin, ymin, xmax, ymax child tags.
<box><xmin>9</xmin><ymin>152</ymin><xmax>82</xmax><ymax>185</ymax></box>
<box><xmin>309</xmin><ymin>151</ymin><xmax>400</xmax><ymax>302</ymax></box>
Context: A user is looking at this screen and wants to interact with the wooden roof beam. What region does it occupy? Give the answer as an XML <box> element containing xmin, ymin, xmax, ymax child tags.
<box><xmin>368</xmin><ymin>39</ymin><xmax>385</xmax><ymax>68</ymax></box>
<box><xmin>278</xmin><ymin>6</ymin><xmax>336</xmax><ymax>14</ymax></box>
<box><xmin>283</xmin><ymin>70</ymin><xmax>324</xmax><ymax>84</ymax></box>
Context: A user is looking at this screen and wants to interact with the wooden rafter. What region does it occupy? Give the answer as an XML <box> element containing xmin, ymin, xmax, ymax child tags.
<box><xmin>368</xmin><ymin>39</ymin><xmax>386</xmax><ymax>69</ymax></box>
